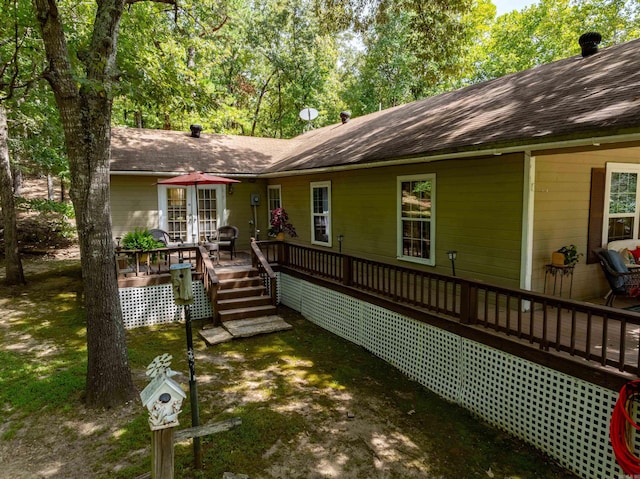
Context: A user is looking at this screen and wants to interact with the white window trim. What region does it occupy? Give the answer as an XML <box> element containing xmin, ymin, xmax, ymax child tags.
<box><xmin>310</xmin><ymin>181</ymin><xmax>332</xmax><ymax>247</ymax></box>
<box><xmin>267</xmin><ymin>184</ymin><xmax>282</xmax><ymax>216</ymax></box>
<box><xmin>397</xmin><ymin>174</ymin><xmax>436</xmax><ymax>266</ymax></box>
<box><xmin>603</xmin><ymin>162</ymin><xmax>640</xmax><ymax>244</ymax></box>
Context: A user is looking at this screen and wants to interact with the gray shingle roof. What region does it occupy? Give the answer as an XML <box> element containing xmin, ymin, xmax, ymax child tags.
<box><xmin>110</xmin><ymin>38</ymin><xmax>640</xmax><ymax>176</ymax></box>
<box><xmin>110</xmin><ymin>127</ymin><xmax>292</xmax><ymax>175</ymax></box>
<box><xmin>267</xmin><ymin>38</ymin><xmax>640</xmax><ymax>172</ymax></box>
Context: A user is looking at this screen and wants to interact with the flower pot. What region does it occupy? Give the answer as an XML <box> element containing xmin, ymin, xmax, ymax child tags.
<box><xmin>276</xmin><ymin>232</ymin><xmax>285</xmax><ymax>241</ymax></box>
<box><xmin>551</xmin><ymin>252</ymin><xmax>565</xmax><ymax>266</ymax></box>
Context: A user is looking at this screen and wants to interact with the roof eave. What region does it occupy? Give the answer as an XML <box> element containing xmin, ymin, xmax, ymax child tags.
<box><xmin>259</xmin><ymin>129</ymin><xmax>640</xmax><ymax>178</ymax></box>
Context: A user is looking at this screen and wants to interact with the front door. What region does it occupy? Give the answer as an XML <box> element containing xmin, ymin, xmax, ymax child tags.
<box><xmin>158</xmin><ymin>185</ymin><xmax>225</xmax><ymax>243</ymax></box>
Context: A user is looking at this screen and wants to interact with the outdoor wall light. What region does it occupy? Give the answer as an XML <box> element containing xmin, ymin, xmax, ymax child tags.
<box><xmin>228</xmin><ymin>183</ymin><xmax>234</xmax><ymax>195</ymax></box>
<box><xmin>447</xmin><ymin>250</ymin><xmax>457</xmax><ymax>276</ymax></box>
<box><xmin>337</xmin><ymin>234</ymin><xmax>344</xmax><ymax>253</ymax></box>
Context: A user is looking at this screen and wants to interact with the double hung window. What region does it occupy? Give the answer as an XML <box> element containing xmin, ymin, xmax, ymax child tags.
<box><xmin>604</xmin><ymin>164</ymin><xmax>640</xmax><ymax>243</ymax></box>
<box><xmin>311</xmin><ymin>181</ymin><xmax>331</xmax><ymax>246</ymax></box>
<box><xmin>398</xmin><ymin>175</ymin><xmax>435</xmax><ymax>265</ymax></box>
<box><xmin>267</xmin><ymin>185</ymin><xmax>282</xmax><ymax>213</ymax></box>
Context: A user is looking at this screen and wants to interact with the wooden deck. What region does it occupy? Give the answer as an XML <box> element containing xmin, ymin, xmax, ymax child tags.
<box><xmin>116</xmin><ymin>241</ymin><xmax>640</xmax><ymax>386</ymax></box>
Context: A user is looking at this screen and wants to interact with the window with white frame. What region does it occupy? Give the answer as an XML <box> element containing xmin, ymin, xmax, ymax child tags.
<box><xmin>398</xmin><ymin>175</ymin><xmax>435</xmax><ymax>264</ymax></box>
<box><xmin>311</xmin><ymin>181</ymin><xmax>331</xmax><ymax>246</ymax></box>
<box><xmin>604</xmin><ymin>163</ymin><xmax>640</xmax><ymax>242</ymax></box>
<box><xmin>267</xmin><ymin>185</ymin><xmax>282</xmax><ymax>213</ymax></box>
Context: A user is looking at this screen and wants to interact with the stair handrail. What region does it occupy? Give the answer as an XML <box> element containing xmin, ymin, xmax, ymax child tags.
<box><xmin>197</xmin><ymin>245</ymin><xmax>220</xmax><ymax>322</ymax></box>
<box><xmin>250</xmin><ymin>238</ymin><xmax>277</xmax><ymax>305</ymax></box>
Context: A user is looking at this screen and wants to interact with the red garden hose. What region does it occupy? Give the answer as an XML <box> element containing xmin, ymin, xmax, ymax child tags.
<box><xmin>610</xmin><ymin>380</ymin><xmax>640</xmax><ymax>475</ymax></box>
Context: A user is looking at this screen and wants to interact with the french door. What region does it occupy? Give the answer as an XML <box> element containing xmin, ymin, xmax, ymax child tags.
<box><xmin>158</xmin><ymin>185</ymin><xmax>225</xmax><ymax>243</ymax></box>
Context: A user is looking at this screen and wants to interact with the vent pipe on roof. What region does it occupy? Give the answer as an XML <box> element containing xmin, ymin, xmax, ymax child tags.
<box><xmin>579</xmin><ymin>32</ymin><xmax>602</xmax><ymax>57</ymax></box>
<box><xmin>190</xmin><ymin>124</ymin><xmax>202</xmax><ymax>138</ymax></box>
<box><xmin>340</xmin><ymin>111</ymin><xmax>351</xmax><ymax>124</ymax></box>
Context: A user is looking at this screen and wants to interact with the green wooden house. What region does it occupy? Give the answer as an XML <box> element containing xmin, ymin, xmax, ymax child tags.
<box><xmin>110</xmin><ymin>36</ymin><xmax>640</xmax><ymax>301</ymax></box>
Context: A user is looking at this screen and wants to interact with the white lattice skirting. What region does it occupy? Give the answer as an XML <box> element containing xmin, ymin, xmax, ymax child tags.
<box><xmin>278</xmin><ymin>272</ymin><xmax>622</xmax><ymax>479</ymax></box>
<box><xmin>119</xmin><ymin>281</ymin><xmax>212</xmax><ymax>329</ymax></box>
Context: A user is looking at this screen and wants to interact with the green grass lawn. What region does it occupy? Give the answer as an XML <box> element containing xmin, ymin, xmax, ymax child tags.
<box><xmin>0</xmin><ymin>259</ymin><xmax>578</xmax><ymax>478</ymax></box>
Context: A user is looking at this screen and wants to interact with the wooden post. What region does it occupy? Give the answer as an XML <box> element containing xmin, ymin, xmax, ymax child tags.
<box><xmin>342</xmin><ymin>254</ymin><xmax>352</xmax><ymax>286</ymax></box>
<box><xmin>152</xmin><ymin>428</ymin><xmax>175</xmax><ymax>479</ymax></box>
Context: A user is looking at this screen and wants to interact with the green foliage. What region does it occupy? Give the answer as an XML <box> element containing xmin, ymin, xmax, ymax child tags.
<box><xmin>16</xmin><ymin>197</ymin><xmax>75</xmax><ymax>218</ymax></box>
<box><xmin>557</xmin><ymin>244</ymin><xmax>583</xmax><ymax>266</ymax></box>
<box><xmin>14</xmin><ymin>197</ymin><xmax>77</xmax><ymax>240</ymax></box>
<box><xmin>114</xmin><ymin>0</ymin><xmax>345</xmax><ymax>138</ymax></box>
<box><xmin>121</xmin><ymin>228</ymin><xmax>165</xmax><ymax>251</ymax></box>
<box><xmin>467</xmin><ymin>0</ymin><xmax>640</xmax><ymax>82</ymax></box>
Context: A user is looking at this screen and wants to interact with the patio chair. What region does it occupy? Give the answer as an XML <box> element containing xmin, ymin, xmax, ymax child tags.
<box><xmin>594</xmin><ymin>248</ymin><xmax>640</xmax><ymax>306</ymax></box>
<box><xmin>149</xmin><ymin>229</ymin><xmax>184</xmax><ymax>247</ymax></box>
<box><xmin>215</xmin><ymin>225</ymin><xmax>238</xmax><ymax>259</ymax></box>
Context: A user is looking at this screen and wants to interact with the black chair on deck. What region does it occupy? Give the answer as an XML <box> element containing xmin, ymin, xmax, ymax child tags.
<box><xmin>215</xmin><ymin>225</ymin><xmax>238</xmax><ymax>259</ymax></box>
<box><xmin>149</xmin><ymin>229</ymin><xmax>184</xmax><ymax>247</ymax></box>
<box><xmin>594</xmin><ymin>248</ymin><xmax>640</xmax><ymax>306</ymax></box>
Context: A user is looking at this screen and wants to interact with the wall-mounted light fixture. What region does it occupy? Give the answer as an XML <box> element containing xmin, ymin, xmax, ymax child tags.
<box><xmin>447</xmin><ymin>250</ymin><xmax>457</xmax><ymax>276</ymax></box>
<box><xmin>115</xmin><ymin>237</ymin><xmax>121</xmax><ymax>250</ymax></box>
<box><xmin>228</xmin><ymin>184</ymin><xmax>234</xmax><ymax>195</ymax></box>
<box><xmin>337</xmin><ymin>234</ymin><xmax>344</xmax><ymax>253</ymax></box>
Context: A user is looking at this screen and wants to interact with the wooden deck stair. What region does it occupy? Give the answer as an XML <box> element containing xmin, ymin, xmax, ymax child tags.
<box><xmin>199</xmin><ymin>266</ymin><xmax>291</xmax><ymax>346</ymax></box>
<box><xmin>216</xmin><ymin>267</ymin><xmax>277</xmax><ymax>323</ymax></box>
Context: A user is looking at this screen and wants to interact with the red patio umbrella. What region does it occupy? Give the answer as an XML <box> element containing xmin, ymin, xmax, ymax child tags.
<box><xmin>157</xmin><ymin>171</ymin><xmax>240</xmax><ymax>186</ymax></box>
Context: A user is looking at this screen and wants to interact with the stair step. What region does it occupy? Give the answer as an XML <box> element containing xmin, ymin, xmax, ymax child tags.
<box><xmin>222</xmin><ymin>316</ymin><xmax>292</xmax><ymax>338</ymax></box>
<box><xmin>219</xmin><ymin>276</ymin><xmax>262</xmax><ymax>290</ymax></box>
<box><xmin>217</xmin><ymin>285</ymin><xmax>266</xmax><ymax>300</ymax></box>
<box><xmin>219</xmin><ymin>305</ymin><xmax>277</xmax><ymax>322</ymax></box>
<box><xmin>215</xmin><ymin>267</ymin><xmax>258</xmax><ymax>280</ymax></box>
<box><xmin>218</xmin><ymin>295</ymin><xmax>273</xmax><ymax>310</ymax></box>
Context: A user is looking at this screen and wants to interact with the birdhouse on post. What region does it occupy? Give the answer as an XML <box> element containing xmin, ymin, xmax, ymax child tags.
<box><xmin>140</xmin><ymin>354</ymin><xmax>186</xmax><ymax>431</ymax></box>
<box><xmin>170</xmin><ymin>263</ymin><xmax>194</xmax><ymax>305</ymax></box>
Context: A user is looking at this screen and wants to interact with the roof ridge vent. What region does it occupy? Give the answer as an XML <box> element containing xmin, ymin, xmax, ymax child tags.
<box><xmin>579</xmin><ymin>32</ymin><xmax>602</xmax><ymax>57</ymax></box>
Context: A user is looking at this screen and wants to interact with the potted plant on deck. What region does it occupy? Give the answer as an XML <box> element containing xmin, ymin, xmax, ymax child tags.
<box><xmin>121</xmin><ymin>228</ymin><xmax>165</xmax><ymax>263</ymax></box>
<box><xmin>268</xmin><ymin>208</ymin><xmax>297</xmax><ymax>240</ymax></box>
<box><xmin>552</xmin><ymin>244</ymin><xmax>583</xmax><ymax>267</ymax></box>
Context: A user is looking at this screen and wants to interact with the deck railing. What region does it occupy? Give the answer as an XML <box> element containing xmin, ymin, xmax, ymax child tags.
<box><xmin>257</xmin><ymin>241</ymin><xmax>640</xmax><ymax>378</ymax></box>
<box><xmin>116</xmin><ymin>245</ymin><xmax>219</xmax><ymax>319</ymax></box>
<box><xmin>250</xmin><ymin>239</ymin><xmax>277</xmax><ymax>306</ymax></box>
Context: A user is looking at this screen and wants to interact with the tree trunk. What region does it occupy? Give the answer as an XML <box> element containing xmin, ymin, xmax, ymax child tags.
<box><xmin>0</xmin><ymin>105</ymin><xmax>26</xmax><ymax>285</ymax></box>
<box><xmin>12</xmin><ymin>167</ymin><xmax>22</xmax><ymax>197</ymax></box>
<box><xmin>47</xmin><ymin>173</ymin><xmax>54</xmax><ymax>200</ymax></box>
<box><xmin>33</xmin><ymin>0</ymin><xmax>136</xmax><ymax>407</ymax></box>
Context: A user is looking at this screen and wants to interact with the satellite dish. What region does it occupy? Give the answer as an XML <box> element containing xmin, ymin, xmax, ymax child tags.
<box><xmin>299</xmin><ymin>107</ymin><xmax>318</xmax><ymax>121</ymax></box>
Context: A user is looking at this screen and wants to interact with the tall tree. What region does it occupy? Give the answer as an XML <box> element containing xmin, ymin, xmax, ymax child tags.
<box><xmin>0</xmin><ymin>0</ymin><xmax>43</xmax><ymax>285</ymax></box>
<box><xmin>0</xmin><ymin>105</ymin><xmax>23</xmax><ymax>285</ymax></box>
<box><xmin>29</xmin><ymin>0</ymin><xmax>166</xmax><ymax>407</ymax></box>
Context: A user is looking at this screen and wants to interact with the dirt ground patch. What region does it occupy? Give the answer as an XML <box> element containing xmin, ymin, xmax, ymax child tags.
<box><xmin>0</xmin><ymin>176</ymin><xmax>78</xmax><ymax>262</ymax></box>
